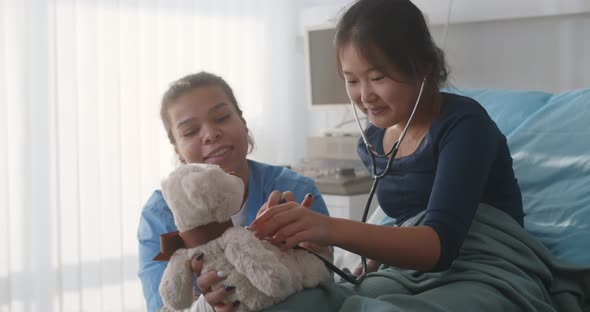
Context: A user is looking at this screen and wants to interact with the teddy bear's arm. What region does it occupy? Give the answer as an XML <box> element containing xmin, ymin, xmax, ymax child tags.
<box><xmin>159</xmin><ymin>249</ymin><xmax>195</xmax><ymax>310</ymax></box>
<box><xmin>223</xmin><ymin>228</ymin><xmax>297</xmax><ymax>298</ymax></box>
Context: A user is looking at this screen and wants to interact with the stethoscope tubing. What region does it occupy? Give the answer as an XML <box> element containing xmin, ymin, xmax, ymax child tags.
<box><xmin>299</xmin><ymin>78</ymin><xmax>426</xmax><ymax>285</ymax></box>
<box><xmin>345</xmin><ymin>77</ymin><xmax>426</xmax><ymax>284</ymax></box>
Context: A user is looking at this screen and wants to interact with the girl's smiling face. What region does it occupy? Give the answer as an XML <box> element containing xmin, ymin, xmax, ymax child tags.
<box><xmin>340</xmin><ymin>42</ymin><xmax>424</xmax><ymax>129</ymax></box>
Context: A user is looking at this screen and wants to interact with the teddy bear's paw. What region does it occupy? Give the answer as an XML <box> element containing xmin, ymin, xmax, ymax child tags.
<box><xmin>160</xmin><ymin>251</ymin><xmax>195</xmax><ymax>310</ymax></box>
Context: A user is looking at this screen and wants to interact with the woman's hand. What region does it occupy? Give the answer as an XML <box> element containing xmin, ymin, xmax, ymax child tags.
<box><xmin>250</xmin><ymin>193</ymin><xmax>333</xmax><ymax>251</ymax></box>
<box><xmin>352</xmin><ymin>258</ymin><xmax>381</xmax><ymax>276</ymax></box>
<box><xmin>254</xmin><ymin>190</ymin><xmax>296</xmax><ymax>219</ymax></box>
<box><xmin>191</xmin><ymin>253</ymin><xmax>240</xmax><ymax>312</ymax></box>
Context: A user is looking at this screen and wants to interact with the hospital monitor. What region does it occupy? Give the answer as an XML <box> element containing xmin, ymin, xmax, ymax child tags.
<box><xmin>304</xmin><ymin>25</ymin><xmax>350</xmax><ymax>108</ymax></box>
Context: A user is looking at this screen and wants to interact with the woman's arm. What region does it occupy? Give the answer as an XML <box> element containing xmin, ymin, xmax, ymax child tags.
<box><xmin>138</xmin><ymin>219</ymin><xmax>167</xmax><ymax>312</ymax></box>
<box><xmin>138</xmin><ymin>192</ymin><xmax>178</xmax><ymax>312</ymax></box>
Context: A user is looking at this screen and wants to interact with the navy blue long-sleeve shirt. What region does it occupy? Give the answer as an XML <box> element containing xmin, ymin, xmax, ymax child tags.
<box><xmin>357</xmin><ymin>92</ymin><xmax>523</xmax><ymax>271</ymax></box>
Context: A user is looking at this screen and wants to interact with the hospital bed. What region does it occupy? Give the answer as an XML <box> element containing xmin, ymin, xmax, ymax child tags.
<box><xmin>335</xmin><ymin>86</ymin><xmax>590</xmax><ymax>272</ymax></box>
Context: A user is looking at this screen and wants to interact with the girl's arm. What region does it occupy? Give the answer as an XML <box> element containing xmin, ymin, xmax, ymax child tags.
<box><xmin>250</xmin><ymin>204</ymin><xmax>440</xmax><ymax>272</ymax></box>
<box><xmin>328</xmin><ymin>218</ymin><xmax>440</xmax><ymax>272</ymax></box>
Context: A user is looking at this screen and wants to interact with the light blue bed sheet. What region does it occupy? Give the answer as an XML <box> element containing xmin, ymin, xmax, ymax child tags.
<box><xmin>448</xmin><ymin>87</ymin><xmax>590</xmax><ymax>266</ymax></box>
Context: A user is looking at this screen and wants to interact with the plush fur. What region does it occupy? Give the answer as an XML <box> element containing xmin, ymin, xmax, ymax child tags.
<box><xmin>159</xmin><ymin>163</ymin><xmax>331</xmax><ymax>311</ymax></box>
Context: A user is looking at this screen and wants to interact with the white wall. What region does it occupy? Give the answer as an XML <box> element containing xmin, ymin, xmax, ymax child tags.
<box><xmin>431</xmin><ymin>14</ymin><xmax>590</xmax><ymax>92</ymax></box>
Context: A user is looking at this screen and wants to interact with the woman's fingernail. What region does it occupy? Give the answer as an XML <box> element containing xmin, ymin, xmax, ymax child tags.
<box><xmin>217</xmin><ymin>271</ymin><xmax>228</xmax><ymax>278</ymax></box>
<box><xmin>232</xmin><ymin>300</ymin><xmax>241</xmax><ymax>307</ymax></box>
<box><xmin>305</xmin><ymin>193</ymin><xmax>312</xmax><ymax>198</ymax></box>
<box><xmin>223</xmin><ymin>284</ymin><xmax>236</xmax><ymax>292</ymax></box>
<box><xmin>193</xmin><ymin>252</ymin><xmax>204</xmax><ymax>261</ymax></box>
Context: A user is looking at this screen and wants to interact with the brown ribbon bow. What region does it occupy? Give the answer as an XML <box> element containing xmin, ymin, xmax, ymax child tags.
<box><xmin>153</xmin><ymin>220</ymin><xmax>234</xmax><ymax>261</ymax></box>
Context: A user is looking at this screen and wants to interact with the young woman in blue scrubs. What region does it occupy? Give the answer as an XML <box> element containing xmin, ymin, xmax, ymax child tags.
<box><xmin>137</xmin><ymin>71</ymin><xmax>330</xmax><ymax>312</ymax></box>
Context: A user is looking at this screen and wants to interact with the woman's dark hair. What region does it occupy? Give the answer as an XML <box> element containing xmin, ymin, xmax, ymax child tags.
<box><xmin>335</xmin><ymin>0</ymin><xmax>448</xmax><ymax>90</ymax></box>
<box><xmin>160</xmin><ymin>71</ymin><xmax>254</xmax><ymax>152</ymax></box>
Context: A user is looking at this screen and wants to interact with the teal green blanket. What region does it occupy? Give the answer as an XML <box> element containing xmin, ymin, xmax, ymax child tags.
<box><xmin>265</xmin><ymin>204</ymin><xmax>590</xmax><ymax>311</ymax></box>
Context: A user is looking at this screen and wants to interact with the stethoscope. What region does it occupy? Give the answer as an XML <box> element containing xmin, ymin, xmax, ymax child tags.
<box><xmin>299</xmin><ymin>77</ymin><xmax>426</xmax><ymax>284</ymax></box>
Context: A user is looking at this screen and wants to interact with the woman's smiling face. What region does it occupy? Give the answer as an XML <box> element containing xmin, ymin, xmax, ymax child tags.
<box><xmin>168</xmin><ymin>85</ymin><xmax>250</xmax><ymax>182</ymax></box>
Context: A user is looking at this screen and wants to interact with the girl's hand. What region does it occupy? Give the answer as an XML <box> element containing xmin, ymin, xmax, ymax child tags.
<box><xmin>254</xmin><ymin>191</ymin><xmax>333</xmax><ymax>261</ymax></box>
<box><xmin>249</xmin><ymin>196</ymin><xmax>332</xmax><ymax>251</ymax></box>
<box><xmin>352</xmin><ymin>258</ymin><xmax>381</xmax><ymax>276</ymax></box>
<box><xmin>191</xmin><ymin>253</ymin><xmax>240</xmax><ymax>311</ymax></box>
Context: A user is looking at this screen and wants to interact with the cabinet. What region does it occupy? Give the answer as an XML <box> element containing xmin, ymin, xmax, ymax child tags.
<box><xmin>323</xmin><ymin>193</ymin><xmax>377</xmax><ymax>221</ymax></box>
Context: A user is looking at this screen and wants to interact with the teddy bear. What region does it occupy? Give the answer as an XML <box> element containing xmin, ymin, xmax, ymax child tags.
<box><xmin>157</xmin><ymin>163</ymin><xmax>332</xmax><ymax>311</ymax></box>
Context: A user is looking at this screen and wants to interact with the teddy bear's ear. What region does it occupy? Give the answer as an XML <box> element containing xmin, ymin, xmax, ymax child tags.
<box><xmin>161</xmin><ymin>164</ymin><xmax>189</xmax><ymax>205</ymax></box>
<box><xmin>161</xmin><ymin>172</ymin><xmax>175</xmax><ymax>204</ymax></box>
<box><xmin>161</xmin><ymin>177</ymin><xmax>169</xmax><ymax>195</ymax></box>
<box><xmin>179</xmin><ymin>170</ymin><xmax>200</xmax><ymax>199</ymax></box>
